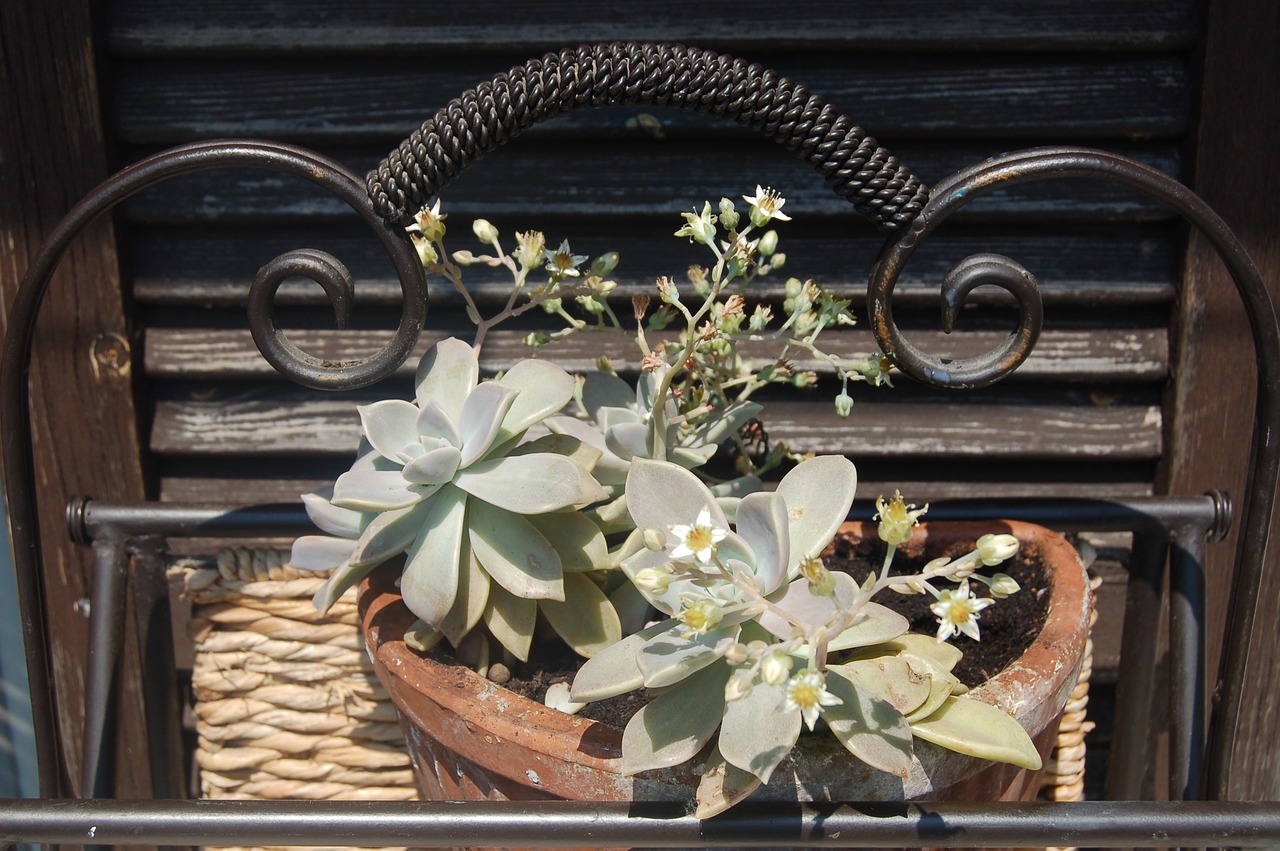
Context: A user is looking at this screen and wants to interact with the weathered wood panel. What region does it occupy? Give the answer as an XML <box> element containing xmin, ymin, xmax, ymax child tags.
<box><xmin>117</xmin><ymin>141</ymin><xmax>1182</xmax><ymax>223</ymax></box>
<box><xmin>1165</xmin><ymin>0</ymin><xmax>1280</xmax><ymax>799</ymax></box>
<box><xmin>105</xmin><ymin>0</ymin><xmax>1200</xmax><ymax>54</ymax></box>
<box><xmin>0</xmin><ymin>0</ymin><xmax>152</xmax><ymax>812</ymax></box>
<box><xmin>143</xmin><ymin>327</ymin><xmax>1168</xmax><ymax>382</ymax></box>
<box><xmin>111</xmin><ymin>55</ymin><xmax>1190</xmax><ymax>144</ymax></box>
<box><xmin>128</xmin><ymin>221</ymin><xmax>1180</xmax><ymax>308</ymax></box>
<box><xmin>149</xmin><ymin>394</ymin><xmax>1161</xmax><ymax>459</ymax></box>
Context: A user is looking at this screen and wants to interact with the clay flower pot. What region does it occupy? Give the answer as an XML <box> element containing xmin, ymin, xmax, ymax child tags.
<box><xmin>359</xmin><ymin>520</ymin><xmax>1089</xmax><ymax>832</ymax></box>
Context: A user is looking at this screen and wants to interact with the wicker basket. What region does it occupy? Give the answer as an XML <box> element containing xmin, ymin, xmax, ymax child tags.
<box><xmin>178</xmin><ymin>547</ymin><xmax>419</xmax><ymax>851</ymax></box>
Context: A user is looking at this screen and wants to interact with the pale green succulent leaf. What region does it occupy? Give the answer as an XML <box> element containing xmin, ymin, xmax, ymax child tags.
<box><xmin>694</xmin><ymin>744</ymin><xmax>763</xmax><ymax>820</ymax></box>
<box><xmin>494</xmin><ymin>359</ymin><xmax>576</xmax><ymax>441</ymax></box>
<box><xmin>348</xmin><ymin>502</ymin><xmax>429</xmax><ymax>566</ymax></box>
<box><xmin>827</xmin><ymin>601</ymin><xmax>912</xmax><ymax>652</ymax></box>
<box><xmin>775</xmin><ymin>455</ymin><xmax>857</xmax><ymax>575</ymax></box>
<box><xmin>709</xmin><ymin>475</ymin><xmax>764</xmax><ymax>499</ymax></box>
<box><xmin>670</xmin><ymin>443</ymin><xmax>717</xmax><ymax>468</ymax></box>
<box><xmin>620</xmin><ymin>662</ymin><xmax>730</xmax><ymax>775</ymax></box>
<box><xmin>400</xmin><ymin>485</ymin><xmax>467</xmax><ymax>629</ymax></box>
<box><xmin>910</xmin><ymin>696</ymin><xmax>1042</xmax><ymax>770</ymax></box>
<box><xmin>733</xmin><ymin>491</ymin><xmax>790</xmax><ymax>596</ymax></box>
<box><xmin>468</xmin><ymin>501</ymin><xmax>564</xmax><ymax>601</ymax></box>
<box><xmin>539</xmin><ymin>573</ymin><xmax>622</xmax><ymax>658</ymax></box>
<box><xmin>625</xmin><ymin>458</ymin><xmax>728</xmax><ymax>541</ymax></box>
<box><xmin>719</xmin><ymin>679</ymin><xmax>801</xmax><ymax>784</ymax></box>
<box><xmin>830</xmin><ymin>656</ymin><xmax>932</xmax><ymax>717</ymax></box>
<box><xmin>358</xmin><ymin>399</ymin><xmax>421</xmax><ymax>463</ymax></box>
<box><xmin>458</xmin><ymin>381</ymin><xmax>520</xmax><ymax>467</ymax></box>
<box><xmin>402</xmin><ymin>444</ymin><xmax>462</xmax><ymax>486</ymax></box>
<box><xmin>609</xmin><ymin>576</ymin><xmax>654</xmax><ymax>635</ymax></box>
<box><xmin>544</xmin><ymin>416</ymin><xmax>629</xmax><ymax>485</ymax></box>
<box><xmin>823</xmin><ymin>667</ymin><xmax>914</xmax><ymax>778</ymax></box>
<box><xmin>332</xmin><ymin>469</ymin><xmax>429</xmax><ymax>512</ymax></box>
<box><xmin>301</xmin><ymin>488</ymin><xmax>366</xmax><ymax>538</ymax></box>
<box><xmin>606</xmin><ymin>422</ymin><xmax>649</xmax><ymax>461</ymax></box>
<box><xmin>530</xmin><ymin>511</ymin><xmax>610</xmax><ymax>571</ymax></box>
<box><xmin>456</xmin><ymin>454</ymin><xmax>606</xmax><ymax>514</ymax></box>
<box><xmin>904</xmin><ymin>666</ymin><xmax>959</xmax><ymax>724</ymax></box>
<box><xmin>581</xmin><ymin>371</ymin><xmax>634</xmax><ymax>418</ymax></box>
<box><xmin>636</xmin><ymin>626</ymin><xmax>728</xmax><ymax>688</ymax></box>
<box><xmin>415</xmin><ymin>398</ymin><xmax>461</xmax><ymax>446</ymax></box>
<box><xmin>885</xmin><ymin>633</ymin><xmax>964</xmax><ymax>672</ymax></box>
<box><xmin>571</xmin><ymin>619</ymin><xmax>678</xmax><ymax>702</ymax></box>
<box><xmin>438</xmin><ymin>545</ymin><xmax>490</xmax><ymax>646</ymax></box>
<box><xmin>310</xmin><ymin>559</ymin><xmax>380</xmax><ymax>614</ymax></box>
<box><xmin>291</xmin><ymin>535</ymin><xmax>356</xmax><ymax>572</ymax></box>
<box><xmin>414</xmin><ymin>337</ymin><xmax>478</xmax><ymax>422</ymax></box>
<box><xmin>481</xmin><ymin>583</ymin><xmax>537</xmax><ymax>662</ymax></box>
<box><xmin>689</xmin><ymin>400</ymin><xmax>763</xmax><ymax>446</ymax></box>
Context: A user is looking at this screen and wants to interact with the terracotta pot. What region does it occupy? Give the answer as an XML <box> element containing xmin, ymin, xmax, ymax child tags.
<box><xmin>359</xmin><ymin>520</ymin><xmax>1090</xmax><ymax>849</ymax></box>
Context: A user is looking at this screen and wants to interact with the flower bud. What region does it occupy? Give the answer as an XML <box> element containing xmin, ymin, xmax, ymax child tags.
<box><xmin>757</xmin><ymin>229</ymin><xmax>778</xmax><ymax>257</ymax></box>
<box><xmin>410</xmin><ymin>233</ymin><xmax>438</xmax><ymax>267</ymax></box>
<box><xmin>745</xmin><ymin>640</ymin><xmax>769</xmax><ymax>658</ymax></box>
<box><xmin>592</xmin><ymin>251</ymin><xmax>620</xmax><ymax>276</ymax></box>
<box><xmin>976</xmin><ymin>533</ymin><xmax>1020</xmax><ymax>566</ymax></box>
<box><xmin>749</xmin><ymin>304</ymin><xmax>773</xmax><ymax>332</ymax></box>
<box><xmin>725</xmin><ymin>669</ymin><xmax>754</xmax><ymax>701</ymax></box>
<box><xmin>760</xmin><ymin>650</ymin><xmax>792</xmax><ymax>686</ymax></box>
<box><xmin>522</xmin><ymin>330</ymin><xmax>551</xmax><ymax>348</ymax></box>
<box><xmin>576</xmin><ymin>294</ymin><xmax>606</xmax><ymax>314</ymax></box>
<box><xmin>988</xmin><ymin>573</ymin><xmax>1022</xmax><ymax>598</ymax></box>
<box><xmin>643</xmin><ymin>528</ymin><xmax>668</xmax><ymax>552</ymax></box>
<box><xmin>540</xmin><ymin>296</ymin><xmax>563</xmax><ymax>314</ymax></box>
<box><xmin>656</xmin><ymin>276</ymin><xmax>680</xmax><ymax>305</ymax></box>
<box><xmin>452</xmin><ymin>249</ymin><xmax>477</xmax><ymax>266</ymax></box>
<box><xmin>834</xmin><ymin>391</ymin><xmax>853</xmax><ymax>419</ymax></box>
<box><xmin>634</xmin><ymin>565</ymin><xmax>673</xmax><ymax>594</ymax></box>
<box><xmin>472</xmin><ymin>218</ymin><xmax>499</xmax><ymax>244</ymax></box>
<box><xmin>717</xmin><ymin>638</ymin><xmax>749</xmax><ymax>666</ymax></box>
<box><xmin>770</xmin><ymin>251</ymin><xmax>786</xmax><ymax>269</ymax></box>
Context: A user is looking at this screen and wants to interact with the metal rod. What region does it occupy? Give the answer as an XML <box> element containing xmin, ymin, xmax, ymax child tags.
<box><xmin>1169</xmin><ymin>525</ymin><xmax>1209</xmax><ymax>802</ymax></box>
<box><xmin>3</xmin><ymin>799</ymin><xmax>1280</xmax><ymax>848</ymax></box>
<box><xmin>81</xmin><ymin>533</ymin><xmax>130</xmax><ymax>802</ymax></box>
<box><xmin>66</xmin><ymin>496</ymin><xmax>1224</xmax><ymax>544</ymax></box>
<box><xmin>1106</xmin><ymin>525</ymin><xmax>1169</xmax><ymax>803</ymax></box>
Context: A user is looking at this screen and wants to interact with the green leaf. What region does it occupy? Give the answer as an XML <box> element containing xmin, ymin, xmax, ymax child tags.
<box><xmin>438</xmin><ymin>544</ymin><xmax>490</xmax><ymax>646</ymax></box>
<box><xmin>910</xmin><ymin>696</ymin><xmax>1043</xmax><ymax>770</ymax></box>
<box><xmin>571</xmin><ymin>620</ymin><xmax>677</xmax><ymax>702</ymax></box>
<box><xmin>481</xmin><ymin>583</ymin><xmax>537</xmax><ymax>662</ymax></box>
<box><xmin>468</xmin><ymin>502</ymin><xmax>564</xmax><ymax>601</ymax></box>
<box><xmin>349</xmin><ymin>502</ymin><xmax>429</xmax><ymax>566</ymax></box>
<box><xmin>775</xmin><ymin>455</ymin><xmax>857</xmax><ymax>575</ymax></box>
<box><xmin>494</xmin><ymin>359</ymin><xmax>576</xmax><ymax>441</ymax></box>
<box><xmin>415</xmin><ymin>337</ymin><xmax>479</xmax><ymax>422</ymax></box>
<box><xmin>539</xmin><ymin>573</ymin><xmax>622</xmax><ymax>658</ymax></box>
<box><xmin>831</xmin><ymin>656</ymin><xmax>932</xmax><ymax>716</ymax></box>
<box><xmin>695</xmin><ymin>744</ymin><xmax>763</xmax><ymax>819</ymax></box>
<box><xmin>636</xmin><ymin>628</ymin><xmax>726</xmax><ymax>688</ymax></box>
<box><xmin>718</xmin><ymin>680</ymin><xmax>801</xmax><ymax>784</ymax></box>
<box><xmin>530</xmin><ymin>511</ymin><xmax>609</xmax><ymax>571</ymax></box>
<box><xmin>311</xmin><ymin>559</ymin><xmax>380</xmax><ymax>614</ymax></box>
<box><xmin>508</xmin><ymin>432</ymin><xmax>603</xmax><ymax>473</ymax></box>
<box><xmin>884</xmin><ymin>633</ymin><xmax>964</xmax><ymax>672</ymax></box>
<box><xmin>827</xmin><ymin>602</ymin><xmax>911</xmax><ymax>652</ymax></box>
<box><xmin>400</xmin><ymin>486</ymin><xmax>467</xmax><ymax>629</ymax></box>
<box><xmin>456</xmin><ymin>454</ymin><xmax>607</xmax><ymax>513</ymax></box>
<box><xmin>457</xmin><ymin>381</ymin><xmax>519</xmax><ymax>466</ymax></box>
<box><xmin>620</xmin><ymin>662</ymin><xmax>730</xmax><ymax>775</ymax></box>
<box><xmin>823</xmin><ymin>667</ymin><xmax>914</xmax><ymax>778</ymax></box>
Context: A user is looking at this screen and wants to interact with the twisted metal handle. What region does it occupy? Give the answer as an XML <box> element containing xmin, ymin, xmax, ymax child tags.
<box><xmin>365</xmin><ymin>42</ymin><xmax>929</xmax><ymax>233</ymax></box>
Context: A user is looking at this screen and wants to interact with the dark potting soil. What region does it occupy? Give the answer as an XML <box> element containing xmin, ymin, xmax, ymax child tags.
<box><xmin>436</xmin><ymin>533</ymin><xmax>1051</xmax><ymax>732</ymax></box>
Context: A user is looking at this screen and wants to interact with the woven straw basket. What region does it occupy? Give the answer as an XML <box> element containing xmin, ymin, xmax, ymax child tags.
<box><xmin>177</xmin><ymin>548</ymin><xmax>419</xmax><ymax>851</ymax></box>
<box><xmin>178</xmin><ymin>547</ymin><xmax>1098</xmax><ymax>851</ymax></box>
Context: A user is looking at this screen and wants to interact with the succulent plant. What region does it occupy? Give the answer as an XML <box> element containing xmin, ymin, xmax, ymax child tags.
<box><xmin>568</xmin><ymin>455</ymin><xmax>1039</xmax><ymax>817</ymax></box>
<box><xmin>291</xmin><ymin>338</ymin><xmax>620</xmax><ymax>660</ymax></box>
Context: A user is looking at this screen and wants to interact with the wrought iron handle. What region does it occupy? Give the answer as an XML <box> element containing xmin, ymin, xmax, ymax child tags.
<box><xmin>365</xmin><ymin>42</ymin><xmax>929</xmax><ymax>234</ymax></box>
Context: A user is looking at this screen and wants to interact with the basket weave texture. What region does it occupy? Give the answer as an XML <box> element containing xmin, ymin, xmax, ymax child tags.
<box><xmin>179</xmin><ymin>547</ymin><xmax>419</xmax><ymax>851</ymax></box>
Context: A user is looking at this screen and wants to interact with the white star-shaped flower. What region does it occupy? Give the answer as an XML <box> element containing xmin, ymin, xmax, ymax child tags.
<box><xmin>668</xmin><ymin>507</ymin><xmax>727</xmax><ymax>564</ymax></box>
<box><xmin>784</xmin><ymin>668</ymin><xmax>843</xmax><ymax>731</ymax></box>
<box><xmin>930</xmin><ymin>580</ymin><xmax>995</xmax><ymax>642</ymax></box>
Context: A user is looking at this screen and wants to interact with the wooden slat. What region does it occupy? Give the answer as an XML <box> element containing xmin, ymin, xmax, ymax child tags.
<box><xmin>149</xmin><ymin>395</ymin><xmax>1161</xmax><ymax>459</ymax></box>
<box><xmin>111</xmin><ymin>55</ymin><xmax>1190</xmax><ymax>144</ymax></box>
<box><xmin>143</xmin><ymin>327</ymin><xmax>1168</xmax><ymax>383</ymax></box>
<box><xmin>128</xmin><ymin>221</ymin><xmax>1181</xmax><ymax>308</ymax></box>
<box><xmin>116</xmin><ymin>140</ymin><xmax>1182</xmax><ymax>223</ymax></box>
<box><xmin>106</xmin><ymin>0</ymin><xmax>1200</xmax><ymax>55</ymax></box>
